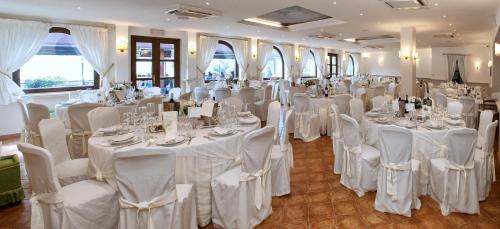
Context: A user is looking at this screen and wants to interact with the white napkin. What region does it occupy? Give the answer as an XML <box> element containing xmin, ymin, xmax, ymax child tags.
<box><xmin>213</xmin><ymin>127</ymin><xmax>231</xmax><ymax>135</ymax></box>
<box><xmin>97</xmin><ymin>126</ymin><xmax>118</xmax><ymax>134</ymax></box>
<box><xmin>237</xmin><ymin>111</ymin><xmax>251</xmax><ymax>117</ymax></box>
<box><xmin>162</xmin><ymin>112</ymin><xmax>178</xmax><ymax>135</ymax></box>
<box><xmin>239</xmin><ymin>116</ymin><xmax>257</xmax><ymax>124</ymax></box>
<box><xmin>392</xmin><ymin>99</ymin><xmax>399</xmax><ymax>112</ymax></box>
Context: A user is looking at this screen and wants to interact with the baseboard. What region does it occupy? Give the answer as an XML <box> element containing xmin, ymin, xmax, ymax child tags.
<box><xmin>0</xmin><ymin>133</ymin><xmax>21</xmax><ymax>141</ymax></box>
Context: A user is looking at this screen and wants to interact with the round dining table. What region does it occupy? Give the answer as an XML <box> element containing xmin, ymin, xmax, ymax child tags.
<box><xmin>362</xmin><ymin>114</ymin><xmax>466</xmax><ymax>196</ymax></box>
<box><xmin>87</xmin><ymin>119</ymin><xmax>261</xmax><ymax>226</ymax></box>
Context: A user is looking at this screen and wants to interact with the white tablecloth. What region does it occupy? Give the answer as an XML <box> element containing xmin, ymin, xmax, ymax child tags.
<box><xmin>309</xmin><ymin>97</ymin><xmax>335</xmax><ymax>135</ymax></box>
<box><xmin>209</xmin><ymin>87</ymin><xmax>265</xmax><ymax>101</ymax></box>
<box><xmin>55</xmin><ymin>103</ymin><xmax>137</xmax><ymax>128</ymax></box>
<box><xmin>87</xmin><ymin>121</ymin><xmax>260</xmax><ymax>226</ymax></box>
<box><xmin>362</xmin><ymin>116</ymin><xmax>465</xmax><ymax>195</ymax></box>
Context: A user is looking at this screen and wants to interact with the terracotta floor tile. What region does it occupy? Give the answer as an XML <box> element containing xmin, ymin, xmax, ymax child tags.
<box><xmin>308</xmin><ymin>203</ymin><xmax>334</xmax><ymax>220</ymax></box>
<box><xmin>333</xmin><ymin>200</ymin><xmax>358</xmax><ymax>216</ymax></box>
<box><xmin>307</xmin><ymin>191</ymin><xmax>332</xmax><ymax>204</ymax></box>
<box><xmin>308</xmin><ymin>181</ymin><xmax>333</xmax><ymax>193</ymax></box>
<box><xmin>330</xmin><ymin>188</ymin><xmax>354</xmax><ymax>203</ymax></box>
<box><xmin>284</xmin><ymin>194</ymin><xmax>307</xmax><ymax>206</ymax></box>
<box><xmin>280</xmin><ymin>220</ymin><xmax>309</xmax><ymax>229</ymax></box>
<box><xmin>309</xmin><ymin>219</ymin><xmax>337</xmax><ymax>229</ymax></box>
<box><xmin>284</xmin><ymin>205</ymin><xmax>308</xmax><ymax>222</ymax></box>
<box><xmin>336</xmin><ymin>215</ymin><xmax>365</xmax><ymax>229</ymax></box>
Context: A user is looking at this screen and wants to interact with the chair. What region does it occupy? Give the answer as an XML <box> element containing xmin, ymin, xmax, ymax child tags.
<box><xmin>113</xmin><ymin>148</ymin><xmax>197</xmax><ymax>229</ymax></box>
<box><xmin>239</xmin><ymin>87</ymin><xmax>256</xmax><ymax>114</ymax></box>
<box><xmin>288</xmin><ymin>86</ymin><xmax>306</xmax><ymax>107</ymax></box>
<box><xmin>266</xmin><ymin>101</ymin><xmax>281</xmax><ymax>143</ymax></box>
<box><xmin>193</xmin><ymin>87</ymin><xmax>210</xmax><ymax>102</ymax></box>
<box><xmin>430</xmin><ymin>128</ymin><xmax>479</xmax><ymax>215</ymax></box>
<box><xmin>459</xmin><ymin>97</ymin><xmax>476</xmax><ymax>128</ymax></box>
<box><xmin>144</xmin><ymin>87</ymin><xmax>162</xmax><ymax>96</ymax></box>
<box><xmin>330</xmin><ymin>104</ymin><xmax>344</xmax><ymax>174</ymax></box>
<box><xmin>447</xmin><ymin>101</ymin><xmax>463</xmax><ymax>117</ymax></box>
<box><xmin>17</xmin><ymin>143</ymin><xmax>118</xmax><ymax>229</ymax></box>
<box><xmin>214</xmin><ymin>88</ymin><xmax>231</xmax><ymax>102</ymax></box>
<box><xmin>434</xmin><ymin>92</ymin><xmax>447</xmax><ymax>109</ymax></box>
<box><xmin>349</xmin><ymin>98</ymin><xmax>364</xmax><ymax>124</ymax></box>
<box><xmin>279</xmin><ymin>80</ymin><xmax>290</xmax><ymax>106</ymax></box>
<box><xmin>211</xmin><ymin>126</ymin><xmax>275</xmax><ymax>229</ymax></box>
<box><xmin>477</xmin><ymin>110</ymin><xmax>494</xmax><ymax>150</ymax></box>
<box><xmin>293</xmin><ymin>93</ymin><xmax>320</xmax><ymax>142</ymax></box>
<box><xmin>87</xmin><ymin>107</ymin><xmax>121</xmax><ymax>133</ymax></box>
<box><xmin>371</xmin><ymin>96</ymin><xmax>388</xmax><ymax>111</ymax></box>
<box><xmin>39</xmin><ymin>119</ymin><xmax>88</xmax><ymax>187</ymax></box>
<box><xmin>26</xmin><ymin>103</ymin><xmax>50</xmax><ymax>146</ymax></box>
<box><xmin>255</xmin><ymin>85</ymin><xmax>273</xmax><ymax>121</ymax></box>
<box><xmin>332</xmin><ymin>94</ymin><xmax>352</xmax><ymax>115</ymax></box>
<box><xmin>474</xmin><ymin>120</ymin><xmax>498</xmax><ymax>201</ymax></box>
<box><xmin>179</xmin><ymin>92</ymin><xmax>192</xmax><ymax>101</ymax></box>
<box><xmin>337</xmin><ymin>84</ymin><xmax>348</xmax><ymax>94</ymax></box>
<box><xmin>169</xmin><ymin>87</ymin><xmax>182</xmax><ymax>101</ymax></box>
<box><xmin>68</xmin><ymin>103</ymin><xmax>104</xmax><ymax>158</ymax></box>
<box><xmin>270</xmin><ymin>110</ymin><xmax>293</xmax><ymax>196</ymax></box>
<box><xmin>340</xmin><ymin>114</ymin><xmax>380</xmax><ymax>197</ymax></box>
<box><xmin>373</xmin><ymin>86</ymin><xmax>385</xmax><ymax>97</ymax></box>
<box><xmin>137</xmin><ymin>96</ymin><xmax>163</xmax><ymax>116</ymax></box>
<box><xmin>375</xmin><ymin>126</ymin><xmax>421</xmax><ymax>217</ymax></box>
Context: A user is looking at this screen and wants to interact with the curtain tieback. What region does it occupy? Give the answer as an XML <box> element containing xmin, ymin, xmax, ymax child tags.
<box><xmin>195</xmin><ymin>66</ymin><xmax>205</xmax><ymax>75</ymax></box>
<box><xmin>119</xmin><ymin>190</ymin><xmax>177</xmax><ymax>229</ymax></box>
<box><xmin>380</xmin><ymin>161</ymin><xmax>412</xmax><ymax>201</ymax></box>
<box><xmin>0</xmin><ymin>70</ymin><xmax>10</xmax><ymax>77</ymax></box>
<box><xmin>101</xmin><ymin>63</ymin><xmax>115</xmax><ymax>78</ymax></box>
<box><xmin>240</xmin><ymin>165</ymin><xmax>270</xmax><ymax>210</ymax></box>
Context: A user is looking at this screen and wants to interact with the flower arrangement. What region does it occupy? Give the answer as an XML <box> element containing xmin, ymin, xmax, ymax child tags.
<box><xmin>304</xmin><ymin>80</ymin><xmax>316</xmax><ymax>87</ymax></box>
<box><xmin>182</xmin><ymin>100</ymin><xmax>197</xmax><ymax>115</ymax></box>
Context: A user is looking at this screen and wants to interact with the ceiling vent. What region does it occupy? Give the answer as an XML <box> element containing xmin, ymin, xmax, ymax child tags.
<box><xmin>433</xmin><ymin>32</ymin><xmax>456</xmax><ymax>38</ymax></box>
<box><xmin>165</xmin><ymin>4</ymin><xmax>221</xmax><ymax>19</ymax></box>
<box><xmin>381</xmin><ymin>0</ymin><xmax>428</xmax><ymax>10</ymax></box>
<box><xmin>308</xmin><ymin>33</ymin><xmax>336</xmax><ymax>39</ymax></box>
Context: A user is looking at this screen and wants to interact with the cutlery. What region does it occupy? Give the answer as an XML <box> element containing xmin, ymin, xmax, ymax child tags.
<box><xmin>203</xmin><ymin>135</ymin><xmax>214</xmax><ymax>141</ymax></box>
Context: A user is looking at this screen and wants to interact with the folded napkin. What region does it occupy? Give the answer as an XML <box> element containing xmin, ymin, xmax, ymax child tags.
<box><xmin>239</xmin><ymin>116</ymin><xmax>257</xmax><ymax>124</ymax></box>
<box><xmin>97</xmin><ymin>126</ymin><xmax>119</xmax><ymax>134</ymax></box>
<box><xmin>237</xmin><ymin>111</ymin><xmax>251</xmax><ymax>117</ymax></box>
<box><xmin>213</xmin><ymin>127</ymin><xmax>231</xmax><ymax>135</ymax></box>
<box><xmin>112</xmin><ymin>133</ymin><xmax>135</xmax><ymax>143</ymax></box>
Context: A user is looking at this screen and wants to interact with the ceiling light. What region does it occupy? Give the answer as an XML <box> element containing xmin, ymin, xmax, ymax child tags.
<box><xmin>434</xmin><ymin>2</ymin><xmax>438</xmax><ymax>6</ymax></box>
<box><xmin>344</xmin><ymin>38</ymin><xmax>357</xmax><ymax>43</ymax></box>
<box><xmin>333</xmin><ymin>1</ymin><xmax>337</xmax><ymax>5</ymax></box>
<box><xmin>205</xmin><ymin>2</ymin><xmax>210</xmax><ymax>6</ymax></box>
<box><xmin>244</xmin><ymin>17</ymin><xmax>283</xmax><ymax>27</ymax></box>
<box><xmin>449</xmin><ymin>23</ymin><xmax>452</xmax><ymax>26</ymax></box>
<box><xmin>442</xmin><ymin>15</ymin><xmax>447</xmax><ymax>18</ymax></box>
<box><xmin>360</xmin><ymin>13</ymin><xmax>364</xmax><ymax>16</ymax></box>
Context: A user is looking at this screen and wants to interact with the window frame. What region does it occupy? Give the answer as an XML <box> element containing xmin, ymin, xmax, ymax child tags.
<box><xmin>204</xmin><ymin>40</ymin><xmax>239</xmax><ymax>83</ymax></box>
<box><xmin>12</xmin><ymin>27</ymin><xmax>100</xmax><ymax>94</ymax></box>
<box><xmin>263</xmin><ymin>46</ymin><xmax>285</xmax><ymax>80</ymax></box>
<box><xmin>130</xmin><ymin>35</ymin><xmax>181</xmax><ymax>89</ymax></box>
<box><xmin>301</xmin><ymin>50</ymin><xmax>317</xmax><ymax>79</ymax></box>
<box><xmin>327</xmin><ymin>53</ymin><xmax>338</xmax><ymax>79</ymax></box>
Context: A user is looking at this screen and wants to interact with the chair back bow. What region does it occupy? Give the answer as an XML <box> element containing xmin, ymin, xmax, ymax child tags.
<box><xmin>240</xmin><ymin>165</ymin><xmax>270</xmax><ymax>210</ymax></box>
<box><xmin>443</xmin><ymin>160</ymin><xmax>474</xmax><ymax>208</ymax></box>
<box><xmin>119</xmin><ymin>190</ymin><xmax>177</xmax><ymax>229</ymax></box>
<box><xmin>380</xmin><ymin>161</ymin><xmax>412</xmax><ymax>201</ymax></box>
<box><xmin>342</xmin><ymin>145</ymin><xmax>362</xmax><ymax>179</ymax></box>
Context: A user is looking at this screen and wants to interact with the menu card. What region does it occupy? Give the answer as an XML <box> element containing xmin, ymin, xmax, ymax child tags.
<box><xmin>201</xmin><ymin>100</ymin><xmax>215</xmax><ymax>117</ymax></box>
<box><xmin>162</xmin><ymin>111</ymin><xmax>177</xmax><ymax>135</ymax></box>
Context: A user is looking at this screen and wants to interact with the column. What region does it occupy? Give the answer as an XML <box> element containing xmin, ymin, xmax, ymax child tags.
<box><xmin>399</xmin><ymin>26</ymin><xmax>417</xmax><ymax>96</ymax></box>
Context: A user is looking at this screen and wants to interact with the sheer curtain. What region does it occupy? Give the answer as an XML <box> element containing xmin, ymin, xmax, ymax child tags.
<box><xmin>0</xmin><ymin>19</ymin><xmax>49</xmax><ymax>105</ymax></box>
<box><xmin>69</xmin><ymin>25</ymin><xmax>113</xmax><ymax>90</ymax></box>
<box><xmin>298</xmin><ymin>47</ymin><xmax>311</xmax><ymax>79</ymax></box>
<box><xmin>196</xmin><ymin>36</ymin><xmax>219</xmax><ymax>78</ymax></box>
<box><xmin>342</xmin><ymin>51</ymin><xmax>350</xmax><ymax>78</ymax></box>
<box><xmin>313</xmin><ymin>48</ymin><xmax>326</xmax><ymax>79</ymax></box>
<box><xmin>227</xmin><ymin>39</ymin><xmax>249</xmax><ymax>80</ymax></box>
<box><xmin>257</xmin><ymin>43</ymin><xmax>274</xmax><ymax>80</ymax></box>
<box><xmin>446</xmin><ymin>54</ymin><xmax>466</xmax><ymax>82</ymax></box>
<box><xmin>278</xmin><ymin>45</ymin><xmax>293</xmax><ymax>80</ymax></box>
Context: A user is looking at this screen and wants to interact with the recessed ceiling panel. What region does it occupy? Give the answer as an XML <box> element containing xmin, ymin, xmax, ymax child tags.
<box><xmin>258</xmin><ymin>5</ymin><xmax>332</xmax><ymax>26</ymax></box>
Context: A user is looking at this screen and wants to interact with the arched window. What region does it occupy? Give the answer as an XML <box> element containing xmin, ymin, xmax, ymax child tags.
<box><xmin>347</xmin><ymin>54</ymin><xmax>356</xmax><ymax>76</ymax></box>
<box><xmin>263</xmin><ymin>46</ymin><xmax>284</xmax><ymax>79</ymax></box>
<box><xmin>303</xmin><ymin>50</ymin><xmax>317</xmax><ymax>78</ymax></box>
<box><xmin>13</xmin><ymin>27</ymin><xmax>99</xmax><ymax>93</ymax></box>
<box><xmin>205</xmin><ymin>41</ymin><xmax>238</xmax><ymax>82</ymax></box>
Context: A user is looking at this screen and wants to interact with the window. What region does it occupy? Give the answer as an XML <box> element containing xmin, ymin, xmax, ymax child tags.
<box><xmin>13</xmin><ymin>27</ymin><xmax>99</xmax><ymax>93</ymax></box>
<box><xmin>327</xmin><ymin>53</ymin><xmax>338</xmax><ymax>79</ymax></box>
<box><xmin>347</xmin><ymin>55</ymin><xmax>356</xmax><ymax>76</ymax></box>
<box><xmin>302</xmin><ymin>51</ymin><xmax>317</xmax><ymax>78</ymax></box>
<box><xmin>205</xmin><ymin>41</ymin><xmax>238</xmax><ymax>82</ymax></box>
<box><xmin>263</xmin><ymin>47</ymin><xmax>284</xmax><ymax>79</ymax></box>
<box><xmin>131</xmin><ymin>36</ymin><xmax>180</xmax><ymax>94</ymax></box>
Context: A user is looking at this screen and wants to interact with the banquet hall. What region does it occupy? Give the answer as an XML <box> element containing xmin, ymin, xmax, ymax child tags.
<box><xmin>1</xmin><ymin>0</ymin><xmax>500</xmax><ymax>228</ymax></box>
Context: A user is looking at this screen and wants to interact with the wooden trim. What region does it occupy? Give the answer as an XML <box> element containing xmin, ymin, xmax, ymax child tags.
<box><xmin>327</xmin><ymin>53</ymin><xmax>338</xmax><ymax>78</ymax></box>
<box><xmin>0</xmin><ymin>133</ymin><xmax>21</xmax><ymax>141</ymax></box>
<box><xmin>130</xmin><ymin>35</ymin><xmax>181</xmax><ymax>88</ymax></box>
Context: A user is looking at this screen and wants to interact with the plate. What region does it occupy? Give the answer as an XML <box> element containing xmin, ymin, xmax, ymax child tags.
<box><xmin>239</xmin><ymin>117</ymin><xmax>258</xmax><ymax>125</ymax></box>
<box><xmin>375</xmin><ymin>117</ymin><xmax>389</xmax><ymax>124</ymax></box>
<box><xmin>110</xmin><ymin>133</ymin><xmax>135</xmax><ymax>145</ymax></box>
<box><xmin>155</xmin><ymin>136</ymin><xmax>186</xmax><ymax>146</ymax></box>
<box><xmin>366</xmin><ymin>112</ymin><xmax>379</xmax><ymax>117</ymax></box>
<box><xmin>448</xmin><ymin>114</ymin><xmax>461</xmax><ymax>120</ymax></box>
<box><xmin>237</xmin><ymin>111</ymin><xmax>252</xmax><ymax>117</ymax></box>
<box><xmin>210</xmin><ymin>129</ymin><xmax>237</xmax><ymax>137</ymax></box>
<box><xmin>371</xmin><ymin>108</ymin><xmax>382</xmax><ymax>113</ymax></box>
<box><xmin>427</xmin><ymin>121</ymin><xmax>444</xmax><ymax>129</ymax></box>
<box><xmin>96</xmin><ymin>126</ymin><xmax>121</xmax><ymax>136</ymax></box>
<box><xmin>445</xmin><ymin>118</ymin><xmax>463</xmax><ymax>126</ymax></box>
<box><xmin>396</xmin><ymin>120</ymin><xmax>416</xmax><ymax>129</ymax></box>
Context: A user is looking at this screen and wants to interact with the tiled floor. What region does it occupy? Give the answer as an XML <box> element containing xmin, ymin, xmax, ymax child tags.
<box><xmin>1</xmin><ymin>136</ymin><xmax>500</xmax><ymax>229</ymax></box>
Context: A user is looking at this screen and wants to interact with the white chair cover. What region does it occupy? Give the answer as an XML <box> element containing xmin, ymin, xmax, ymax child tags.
<box><xmin>214</xmin><ymin>87</ymin><xmax>231</xmax><ymax>102</ymax></box>
<box><xmin>137</xmin><ymin>96</ymin><xmax>163</xmax><ymax>116</ymax></box>
<box><xmin>430</xmin><ymin>128</ymin><xmax>479</xmax><ymax>215</ymax></box>
<box><xmin>179</xmin><ymin>92</ymin><xmax>192</xmax><ymax>101</ymax></box>
<box><xmin>477</xmin><ymin>110</ymin><xmax>493</xmax><ymax>149</ymax></box>
<box><xmin>239</xmin><ymin>87</ymin><xmax>256</xmax><ymax>114</ymax></box>
<box><xmin>39</xmin><ymin>119</ymin><xmax>88</xmax><ymax>187</ymax></box>
<box><xmin>144</xmin><ymin>87</ymin><xmax>162</xmax><ymax>96</ymax></box>
<box><xmin>271</xmin><ymin>81</ymin><xmax>280</xmax><ymax>101</ymax></box>
<box><xmin>26</xmin><ymin>103</ymin><xmax>50</xmax><ymax>146</ymax></box>
<box><xmin>169</xmin><ymin>87</ymin><xmax>181</xmax><ymax>101</ymax></box>
<box><xmin>340</xmin><ymin>114</ymin><xmax>380</xmax><ymax>197</ymax></box>
<box><xmin>279</xmin><ymin>80</ymin><xmax>290</xmax><ymax>106</ymax></box>
<box><xmin>270</xmin><ymin>110</ymin><xmax>293</xmax><ymax>196</ymax></box>
<box><xmin>349</xmin><ymin>98</ymin><xmax>364</xmax><ymax>124</ymax></box>
<box><xmin>337</xmin><ymin>84</ymin><xmax>348</xmax><ymax>94</ymax></box>
<box><xmin>375</xmin><ymin>126</ymin><xmax>421</xmax><ymax>217</ymax></box>
<box><xmin>474</xmin><ymin>120</ymin><xmax>498</xmax><ymax>201</ymax></box>
<box><xmin>332</xmin><ymin>94</ymin><xmax>352</xmax><ymax>115</ymax></box>
<box><xmin>266</xmin><ymin>101</ymin><xmax>281</xmax><ymax>142</ymax></box>
<box><xmin>255</xmin><ymin>85</ymin><xmax>273</xmax><ymax>121</ymax></box>
<box><xmin>447</xmin><ymin>101</ymin><xmax>463</xmax><ymax>117</ymax></box>
<box><xmin>435</xmin><ymin>92</ymin><xmax>447</xmax><ymax>108</ymax></box>
<box><xmin>112</xmin><ymin>148</ymin><xmax>197</xmax><ymax>229</ymax></box>
<box><xmin>87</xmin><ymin>107</ymin><xmax>120</xmax><ymax>133</ymax></box>
<box><xmin>193</xmin><ymin>87</ymin><xmax>210</xmax><ymax>102</ymax></box>
<box><xmin>293</xmin><ymin>93</ymin><xmax>320</xmax><ymax>142</ymax></box>
<box><xmin>371</xmin><ymin>96</ymin><xmax>388</xmax><ymax>111</ymax></box>
<box><xmin>458</xmin><ymin>97</ymin><xmax>476</xmax><ymax>128</ymax></box>
<box><xmin>211</xmin><ymin>126</ymin><xmax>274</xmax><ymax>229</ymax></box>
<box><xmin>17</xmin><ymin>143</ymin><xmax>118</xmax><ymax>229</ymax></box>
<box><xmin>330</xmin><ymin>104</ymin><xmax>344</xmax><ymax>174</ymax></box>
<box><xmin>288</xmin><ymin>86</ymin><xmax>306</xmax><ymax>107</ymax></box>
<box><xmin>68</xmin><ymin>103</ymin><xmax>104</xmax><ymax>158</ymax></box>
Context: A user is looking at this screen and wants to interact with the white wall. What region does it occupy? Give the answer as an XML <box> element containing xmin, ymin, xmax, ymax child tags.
<box><xmin>360</xmin><ymin>50</ymin><xmax>400</xmax><ymax>76</ymax></box>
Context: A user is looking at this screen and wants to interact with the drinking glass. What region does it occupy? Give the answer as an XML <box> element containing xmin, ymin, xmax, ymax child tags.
<box><xmin>147</xmin><ymin>103</ymin><xmax>156</xmax><ymax>119</ymax></box>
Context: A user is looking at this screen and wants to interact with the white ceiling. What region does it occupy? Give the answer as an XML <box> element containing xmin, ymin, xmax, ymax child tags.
<box><xmin>1</xmin><ymin>0</ymin><xmax>498</xmax><ymax>51</ymax></box>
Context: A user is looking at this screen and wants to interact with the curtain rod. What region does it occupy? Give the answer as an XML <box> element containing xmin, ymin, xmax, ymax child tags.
<box><xmin>442</xmin><ymin>53</ymin><xmax>470</xmax><ymax>56</ymax></box>
<box><xmin>198</xmin><ymin>33</ymin><xmax>250</xmax><ymax>42</ymax></box>
<box><xmin>0</xmin><ymin>14</ymin><xmax>112</xmax><ymax>29</ymax></box>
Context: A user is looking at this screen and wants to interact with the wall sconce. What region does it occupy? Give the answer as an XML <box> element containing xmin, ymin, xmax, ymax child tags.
<box><xmin>188</xmin><ymin>47</ymin><xmax>196</xmax><ymax>55</ymax></box>
<box><xmin>413</xmin><ymin>51</ymin><xmax>418</xmax><ymax>61</ymax></box>
<box><xmin>252</xmin><ymin>53</ymin><xmax>257</xmax><ymax>59</ymax></box>
<box><xmin>475</xmin><ymin>62</ymin><xmax>481</xmax><ymax>71</ymax></box>
<box><xmin>400</xmin><ymin>48</ymin><xmax>411</xmax><ymax>60</ymax></box>
<box><xmin>116</xmin><ymin>38</ymin><xmax>128</xmax><ymax>53</ymax></box>
<box><xmin>495</xmin><ymin>43</ymin><xmax>500</xmax><ymax>56</ymax></box>
<box><xmin>488</xmin><ymin>60</ymin><xmax>493</xmax><ymax>68</ymax></box>
<box><xmin>378</xmin><ymin>56</ymin><xmax>384</xmax><ymax>65</ymax></box>
<box><xmin>361</xmin><ymin>52</ymin><xmax>369</xmax><ymax>58</ymax></box>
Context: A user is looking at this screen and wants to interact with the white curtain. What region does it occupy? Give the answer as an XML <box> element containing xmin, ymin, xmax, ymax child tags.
<box><xmin>69</xmin><ymin>25</ymin><xmax>113</xmax><ymax>90</ymax></box>
<box><xmin>342</xmin><ymin>51</ymin><xmax>350</xmax><ymax>78</ymax></box>
<box><xmin>298</xmin><ymin>47</ymin><xmax>311</xmax><ymax>79</ymax></box>
<box><xmin>196</xmin><ymin>36</ymin><xmax>219</xmax><ymax>78</ymax></box>
<box><xmin>278</xmin><ymin>45</ymin><xmax>293</xmax><ymax>80</ymax></box>
<box><xmin>227</xmin><ymin>39</ymin><xmax>249</xmax><ymax>80</ymax></box>
<box><xmin>446</xmin><ymin>55</ymin><xmax>466</xmax><ymax>82</ymax></box>
<box><xmin>0</xmin><ymin>19</ymin><xmax>49</xmax><ymax>105</ymax></box>
<box><xmin>313</xmin><ymin>48</ymin><xmax>326</xmax><ymax>79</ymax></box>
<box><xmin>257</xmin><ymin>43</ymin><xmax>274</xmax><ymax>80</ymax></box>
